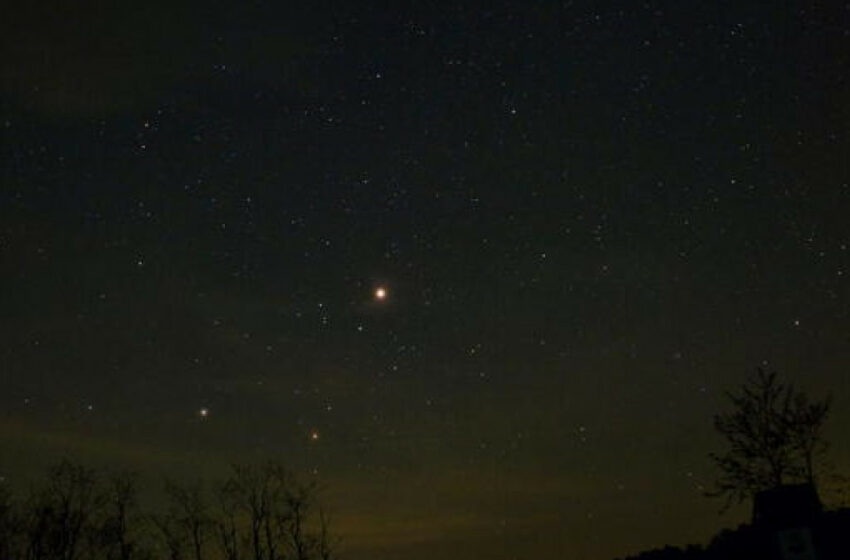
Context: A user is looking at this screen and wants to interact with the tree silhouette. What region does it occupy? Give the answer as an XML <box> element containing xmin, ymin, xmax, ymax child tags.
<box><xmin>216</xmin><ymin>462</ymin><xmax>335</xmax><ymax>560</ymax></box>
<box><xmin>709</xmin><ymin>368</ymin><xmax>831</xmax><ymax>509</ymax></box>
<box><xmin>0</xmin><ymin>459</ymin><xmax>337</xmax><ymax>560</ymax></box>
<box><xmin>150</xmin><ymin>512</ymin><xmax>186</xmax><ymax>560</ymax></box>
<box><xmin>316</xmin><ymin>508</ymin><xmax>338</xmax><ymax>560</ymax></box>
<box><xmin>0</xmin><ymin>482</ymin><xmax>22</xmax><ymax>559</ymax></box>
<box><xmin>25</xmin><ymin>459</ymin><xmax>104</xmax><ymax>560</ymax></box>
<box><xmin>212</xmin><ymin>480</ymin><xmax>241</xmax><ymax>560</ymax></box>
<box><xmin>219</xmin><ymin>463</ymin><xmax>279</xmax><ymax>560</ymax></box>
<box><xmin>98</xmin><ymin>471</ymin><xmax>148</xmax><ymax>560</ymax></box>
<box><xmin>786</xmin><ymin>389</ymin><xmax>832</xmax><ymax>485</ymax></box>
<box><xmin>160</xmin><ymin>480</ymin><xmax>211</xmax><ymax>560</ymax></box>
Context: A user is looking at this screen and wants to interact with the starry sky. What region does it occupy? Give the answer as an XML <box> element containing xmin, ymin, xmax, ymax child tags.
<box><xmin>1</xmin><ymin>1</ymin><xmax>849</xmax><ymax>559</ymax></box>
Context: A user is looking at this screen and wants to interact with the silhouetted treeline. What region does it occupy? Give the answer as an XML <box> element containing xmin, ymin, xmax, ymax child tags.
<box><xmin>615</xmin><ymin>507</ymin><xmax>850</xmax><ymax>560</ymax></box>
<box><xmin>619</xmin><ymin>370</ymin><xmax>847</xmax><ymax>560</ymax></box>
<box><xmin>0</xmin><ymin>459</ymin><xmax>337</xmax><ymax>560</ymax></box>
<box><xmin>615</xmin><ymin>544</ymin><xmax>703</xmax><ymax>560</ymax></box>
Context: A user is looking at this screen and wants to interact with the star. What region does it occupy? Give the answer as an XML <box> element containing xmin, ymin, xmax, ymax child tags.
<box><xmin>374</xmin><ymin>286</ymin><xmax>387</xmax><ymax>300</ymax></box>
<box><xmin>198</xmin><ymin>407</ymin><xmax>210</xmax><ymax>418</ymax></box>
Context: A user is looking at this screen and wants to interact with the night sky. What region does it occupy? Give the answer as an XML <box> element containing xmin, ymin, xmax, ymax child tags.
<box><xmin>2</xmin><ymin>2</ymin><xmax>849</xmax><ymax>559</ymax></box>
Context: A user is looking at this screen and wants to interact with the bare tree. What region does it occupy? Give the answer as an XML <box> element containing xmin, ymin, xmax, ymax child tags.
<box><xmin>23</xmin><ymin>460</ymin><xmax>104</xmax><ymax>560</ymax></box>
<box><xmin>220</xmin><ymin>462</ymin><xmax>291</xmax><ymax>560</ymax></box>
<box><xmin>0</xmin><ymin>482</ymin><xmax>23</xmax><ymax>560</ymax></box>
<box><xmin>213</xmin><ymin>481</ymin><xmax>241</xmax><ymax>560</ymax></box>
<box><xmin>99</xmin><ymin>471</ymin><xmax>149</xmax><ymax>560</ymax></box>
<box><xmin>162</xmin><ymin>480</ymin><xmax>210</xmax><ymax>560</ymax></box>
<box><xmin>709</xmin><ymin>368</ymin><xmax>832</xmax><ymax>509</ymax></box>
<box><xmin>230</xmin><ymin>464</ymin><xmax>272</xmax><ymax>560</ymax></box>
<box><xmin>213</xmin><ymin>463</ymin><xmax>336</xmax><ymax>560</ymax></box>
<box><xmin>0</xmin><ymin>460</ymin><xmax>338</xmax><ymax>560</ymax></box>
<box><xmin>150</xmin><ymin>513</ymin><xmax>185</xmax><ymax>560</ymax></box>
<box><xmin>316</xmin><ymin>508</ymin><xmax>338</xmax><ymax>560</ymax></box>
<box><xmin>786</xmin><ymin>390</ymin><xmax>831</xmax><ymax>485</ymax></box>
<box><xmin>283</xmin><ymin>481</ymin><xmax>315</xmax><ymax>560</ymax></box>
